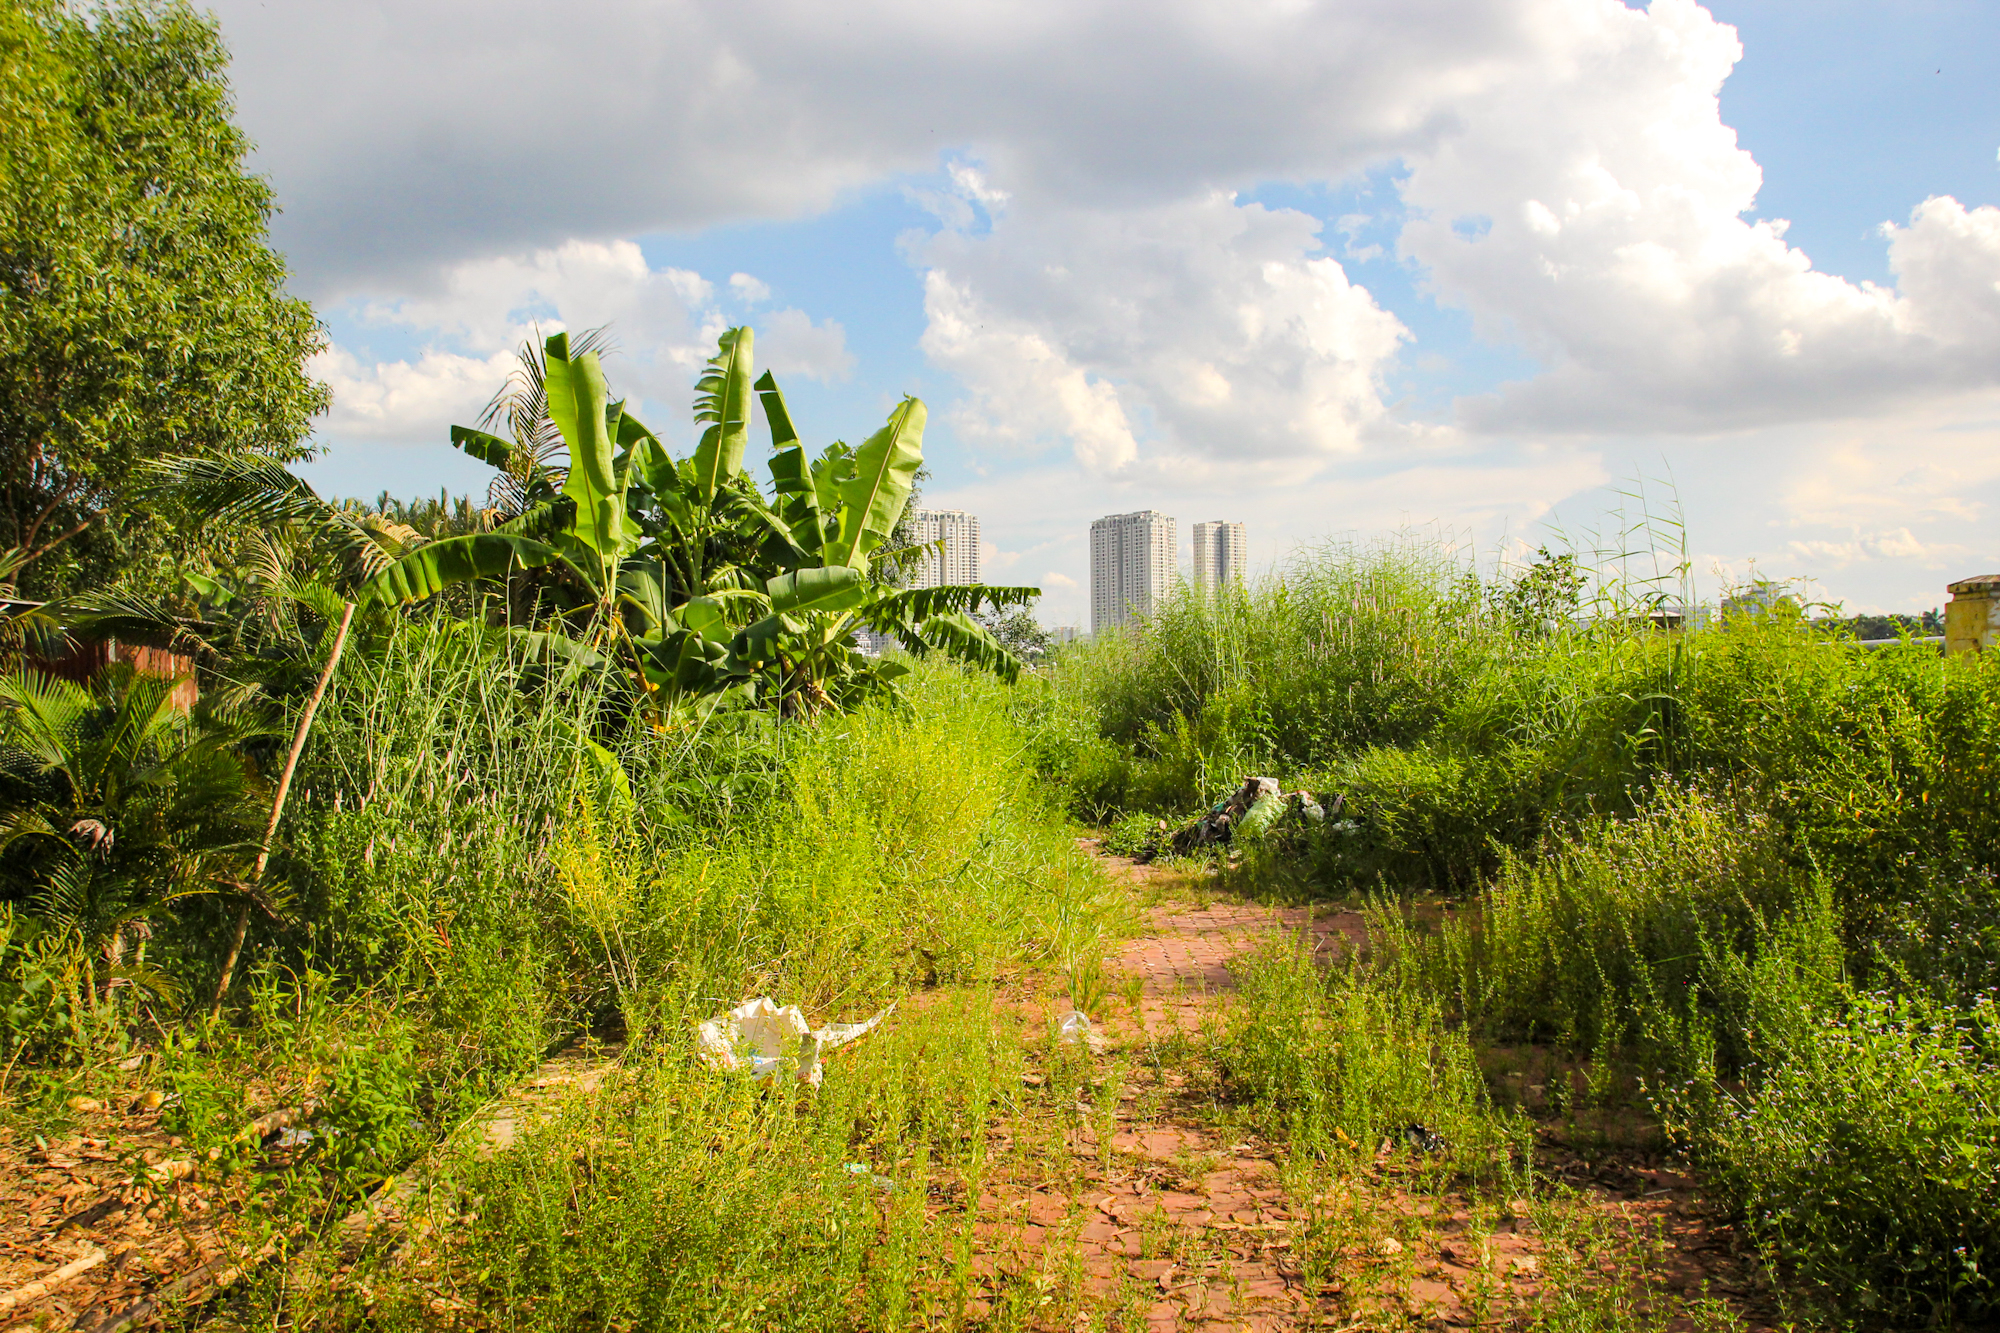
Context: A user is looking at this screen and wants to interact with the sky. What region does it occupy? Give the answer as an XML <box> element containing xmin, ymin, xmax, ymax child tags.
<box><xmin>207</xmin><ymin>0</ymin><xmax>2000</xmax><ymax>628</ymax></box>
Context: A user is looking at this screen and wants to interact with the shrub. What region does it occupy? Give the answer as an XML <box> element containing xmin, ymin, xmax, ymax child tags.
<box><xmin>1700</xmin><ymin>992</ymin><xmax>2000</xmax><ymax>1323</ymax></box>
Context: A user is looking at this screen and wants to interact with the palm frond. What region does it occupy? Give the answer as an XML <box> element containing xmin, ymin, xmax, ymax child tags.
<box><xmin>142</xmin><ymin>456</ymin><xmax>387</xmax><ymax>588</ymax></box>
<box><xmin>477</xmin><ymin>326</ymin><xmax>614</xmax><ymax>514</ymax></box>
<box><xmin>860</xmin><ymin>584</ymin><xmax>1041</xmax><ymax>630</ymax></box>
<box><xmin>0</xmin><ymin>669</ymin><xmax>94</xmax><ymax>778</ymax></box>
<box><xmin>52</xmin><ymin>590</ymin><xmax>221</xmax><ymax>660</ymax></box>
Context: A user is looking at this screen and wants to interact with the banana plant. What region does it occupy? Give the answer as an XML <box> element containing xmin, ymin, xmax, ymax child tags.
<box><xmin>234</xmin><ymin>324</ymin><xmax>1041</xmax><ymax>717</ymax></box>
<box><xmin>365</xmin><ymin>331</ymin><xmax>642</xmax><ymax>616</ymax></box>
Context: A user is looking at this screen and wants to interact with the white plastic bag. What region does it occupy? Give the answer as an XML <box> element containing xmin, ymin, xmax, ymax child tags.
<box><xmin>1055</xmin><ymin>1009</ymin><xmax>1107</xmax><ymax>1054</ymax></box>
<box><xmin>696</xmin><ymin>996</ymin><xmax>895</xmax><ymax>1086</ymax></box>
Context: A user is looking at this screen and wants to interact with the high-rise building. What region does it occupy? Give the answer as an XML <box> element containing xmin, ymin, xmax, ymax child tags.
<box><xmin>1192</xmin><ymin>521</ymin><xmax>1247</xmax><ymax>593</ymax></box>
<box><xmin>1090</xmin><ymin>510</ymin><xmax>1177</xmax><ymax>634</ymax></box>
<box><xmin>908</xmin><ymin>508</ymin><xmax>981</xmax><ymax>587</ymax></box>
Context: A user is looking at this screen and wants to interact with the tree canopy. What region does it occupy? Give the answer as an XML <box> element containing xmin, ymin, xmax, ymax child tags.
<box><xmin>0</xmin><ymin>0</ymin><xmax>327</xmax><ymax>596</ymax></box>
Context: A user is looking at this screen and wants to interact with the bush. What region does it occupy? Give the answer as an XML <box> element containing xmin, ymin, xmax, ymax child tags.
<box><xmin>1392</xmin><ymin>787</ymin><xmax>1825</xmax><ymax>1062</ymax></box>
<box><xmin>1700</xmin><ymin>992</ymin><xmax>2000</xmax><ymax>1323</ymax></box>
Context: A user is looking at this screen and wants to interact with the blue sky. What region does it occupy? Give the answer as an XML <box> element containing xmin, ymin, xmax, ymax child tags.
<box><xmin>211</xmin><ymin>0</ymin><xmax>2000</xmax><ymax>626</ymax></box>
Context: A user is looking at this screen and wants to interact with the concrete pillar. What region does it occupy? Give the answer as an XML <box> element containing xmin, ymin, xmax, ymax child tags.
<box><xmin>1945</xmin><ymin>575</ymin><xmax>2000</xmax><ymax>655</ymax></box>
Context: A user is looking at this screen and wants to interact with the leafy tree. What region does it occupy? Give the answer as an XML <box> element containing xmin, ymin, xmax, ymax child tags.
<box><xmin>0</xmin><ymin>0</ymin><xmax>327</xmax><ymax>597</ymax></box>
<box><xmin>1497</xmin><ymin>546</ymin><xmax>1586</xmax><ymax>635</ymax></box>
<box><xmin>1834</xmin><ymin>610</ymin><xmax>1943</xmax><ymax>641</ymax></box>
<box><xmin>978</xmin><ymin>604</ymin><xmax>1054</xmax><ymax>663</ymax></box>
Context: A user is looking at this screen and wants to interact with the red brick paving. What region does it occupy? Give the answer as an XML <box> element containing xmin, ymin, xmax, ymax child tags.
<box><xmin>1081</xmin><ymin>837</ymin><xmax>1368</xmax><ymax>1034</ymax></box>
<box><xmin>951</xmin><ymin>839</ymin><xmax>1778</xmax><ymax>1331</ymax></box>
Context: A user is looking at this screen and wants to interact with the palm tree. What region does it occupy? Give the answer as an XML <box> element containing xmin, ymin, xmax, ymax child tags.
<box><xmin>0</xmin><ymin>665</ymin><xmax>274</xmax><ymax>1003</ymax></box>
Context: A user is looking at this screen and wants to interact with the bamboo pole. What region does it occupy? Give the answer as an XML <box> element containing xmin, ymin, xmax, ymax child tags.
<box><xmin>208</xmin><ymin>601</ymin><xmax>357</xmax><ymax>1021</ymax></box>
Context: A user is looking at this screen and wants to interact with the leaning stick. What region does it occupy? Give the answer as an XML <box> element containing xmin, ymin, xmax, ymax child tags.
<box><xmin>0</xmin><ymin>1245</ymin><xmax>106</xmax><ymax>1313</ymax></box>
<box><xmin>208</xmin><ymin>601</ymin><xmax>357</xmax><ymax>1021</ymax></box>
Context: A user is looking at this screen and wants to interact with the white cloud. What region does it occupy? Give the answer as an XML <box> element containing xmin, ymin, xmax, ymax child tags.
<box><xmin>756</xmin><ymin>307</ymin><xmax>856</xmax><ymax>384</ymax></box>
<box><xmin>315</xmin><ymin>239</ymin><xmax>850</xmax><ymax>449</ymax></box>
<box><xmin>917</xmin><ymin>179</ymin><xmax>1408</xmax><ymax>476</ymax></box>
<box><xmin>211</xmin><ymin>0</ymin><xmax>1560</xmax><ymax>294</ymax></box>
<box><xmin>1395</xmin><ymin>0</ymin><xmax>2000</xmax><ymax>432</ymax></box>
<box><xmin>1886</xmin><ymin>197</ymin><xmax>2000</xmax><ymax>356</ymax></box>
<box><xmin>219</xmin><ymin>0</ymin><xmax>2000</xmax><ymax>450</ymax></box>
<box><xmin>1785</xmin><ymin>529</ymin><xmax>1947</xmax><ymax>570</ymax></box>
<box><xmin>313</xmin><ymin>345</ymin><xmax>516</xmax><ymax>442</ymax></box>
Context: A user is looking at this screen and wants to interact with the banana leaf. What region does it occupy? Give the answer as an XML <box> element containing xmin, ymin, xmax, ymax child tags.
<box><xmin>767</xmin><ymin>566</ymin><xmax>868</xmax><ymax>615</ymax></box>
<box><xmin>360</xmin><ymin>534</ymin><xmax>563</xmax><ymax>606</ymax></box>
<box><xmin>904</xmin><ymin>610</ymin><xmax>1025</xmax><ymax>685</ymax></box>
<box><xmin>692</xmin><ymin>328</ymin><xmax>754</xmax><ymax>500</ymax></box>
<box><xmin>824</xmin><ymin>400</ymin><xmax>923</xmax><ymax>567</ymax></box>
<box><xmin>545</xmin><ymin>333</ymin><xmax>635</xmax><ymax>561</ymax></box>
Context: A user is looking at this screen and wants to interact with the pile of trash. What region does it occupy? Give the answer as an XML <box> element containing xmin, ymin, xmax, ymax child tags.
<box><xmin>1136</xmin><ymin>775</ymin><xmax>1342</xmax><ymax>863</ymax></box>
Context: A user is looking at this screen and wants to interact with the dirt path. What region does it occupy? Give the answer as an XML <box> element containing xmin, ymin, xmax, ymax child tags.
<box><xmin>2</xmin><ymin>845</ymin><xmax>1782</xmax><ymax>1332</ymax></box>
<box><xmin>958</xmin><ymin>839</ymin><xmax>1782</xmax><ymax>1332</ymax></box>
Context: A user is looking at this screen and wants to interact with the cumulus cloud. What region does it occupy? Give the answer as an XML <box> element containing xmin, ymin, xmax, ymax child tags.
<box><xmin>917</xmin><ymin>175</ymin><xmax>1408</xmax><ymax>476</ymax></box>
<box><xmin>210</xmin><ymin>0</ymin><xmax>1559</xmax><ymax>294</ymax></box>
<box><xmin>1397</xmin><ymin>0</ymin><xmax>2000</xmax><ymax>431</ymax></box>
<box><xmin>313</xmin><ymin>345</ymin><xmax>516</xmax><ymax>442</ymax></box>
<box><xmin>215</xmin><ymin>0</ymin><xmax>2000</xmax><ymax>446</ymax></box>
<box><xmin>1785</xmin><ymin>529</ymin><xmax>1946</xmax><ymax>569</ymax></box>
<box><xmin>316</xmin><ymin>238</ymin><xmax>849</xmax><ymax>447</ymax></box>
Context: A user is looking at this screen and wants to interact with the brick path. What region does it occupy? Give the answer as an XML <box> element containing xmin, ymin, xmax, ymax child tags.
<box><xmin>957</xmin><ymin>839</ymin><xmax>1774</xmax><ymax>1331</ymax></box>
<box><xmin>959</xmin><ymin>841</ymin><xmax>1371</xmax><ymax>1328</ymax></box>
<box><xmin>1087</xmin><ymin>837</ymin><xmax>1368</xmax><ymax>1033</ymax></box>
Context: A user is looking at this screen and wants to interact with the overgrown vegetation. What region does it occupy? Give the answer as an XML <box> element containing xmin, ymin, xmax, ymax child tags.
<box><xmin>1048</xmin><ymin>532</ymin><xmax>2000</xmax><ymax>1325</ymax></box>
<box><xmin>3</xmin><ymin>5</ymin><xmax>1992</xmax><ymax>1325</ymax></box>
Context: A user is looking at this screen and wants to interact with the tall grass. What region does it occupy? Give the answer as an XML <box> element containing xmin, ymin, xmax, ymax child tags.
<box><xmin>1049</xmin><ymin>533</ymin><xmax>2000</xmax><ymax>913</ymax></box>
<box><xmin>156</xmin><ymin>637</ymin><xmax>1118</xmax><ymax>1330</ymax></box>
<box><xmin>1218</xmin><ymin>934</ymin><xmax>1528</xmax><ymax>1186</ymax></box>
<box><xmin>1048</xmin><ymin>531</ymin><xmax>2000</xmax><ymax>1325</ymax></box>
<box><xmin>372</xmin><ymin>988</ymin><xmax>1021</xmax><ymax>1332</ymax></box>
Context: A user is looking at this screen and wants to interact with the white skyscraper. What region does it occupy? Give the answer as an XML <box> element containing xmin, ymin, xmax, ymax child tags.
<box><xmin>1192</xmin><ymin>521</ymin><xmax>1247</xmax><ymax>593</ymax></box>
<box><xmin>1090</xmin><ymin>511</ymin><xmax>1177</xmax><ymax>634</ymax></box>
<box><xmin>908</xmin><ymin>509</ymin><xmax>981</xmax><ymax>587</ymax></box>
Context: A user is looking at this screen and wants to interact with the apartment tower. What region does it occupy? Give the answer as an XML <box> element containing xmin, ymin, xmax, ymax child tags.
<box><xmin>907</xmin><ymin>508</ymin><xmax>981</xmax><ymax>587</ymax></box>
<box><xmin>1192</xmin><ymin>521</ymin><xmax>1247</xmax><ymax>594</ymax></box>
<box><xmin>1090</xmin><ymin>510</ymin><xmax>1177</xmax><ymax>634</ymax></box>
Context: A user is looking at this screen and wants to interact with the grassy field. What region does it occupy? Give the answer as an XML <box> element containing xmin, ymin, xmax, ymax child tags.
<box><xmin>5</xmin><ymin>534</ymin><xmax>1998</xmax><ymax>1329</ymax></box>
<box><xmin>1041</xmin><ymin>535</ymin><xmax>2000</xmax><ymax>1327</ymax></box>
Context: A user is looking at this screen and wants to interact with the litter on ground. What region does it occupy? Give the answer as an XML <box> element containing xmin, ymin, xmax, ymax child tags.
<box><xmin>1141</xmin><ymin>775</ymin><xmax>1339</xmax><ymax>861</ymax></box>
<box><xmin>696</xmin><ymin>996</ymin><xmax>896</xmax><ymax>1085</ymax></box>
